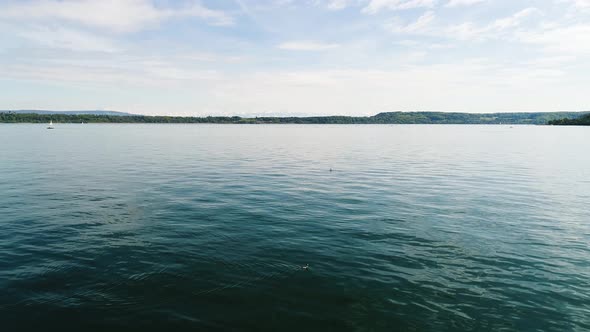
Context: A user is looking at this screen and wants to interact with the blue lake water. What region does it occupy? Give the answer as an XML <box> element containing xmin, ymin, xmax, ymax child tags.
<box><xmin>1</xmin><ymin>124</ymin><xmax>589</xmax><ymax>331</ymax></box>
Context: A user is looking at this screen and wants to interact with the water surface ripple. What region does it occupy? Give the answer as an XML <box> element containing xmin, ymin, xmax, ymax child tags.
<box><xmin>1</xmin><ymin>124</ymin><xmax>589</xmax><ymax>331</ymax></box>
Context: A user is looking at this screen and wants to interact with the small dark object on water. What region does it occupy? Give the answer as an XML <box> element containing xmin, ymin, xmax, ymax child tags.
<box><xmin>302</xmin><ymin>264</ymin><xmax>310</xmax><ymax>271</ymax></box>
<box><xmin>329</xmin><ymin>168</ymin><xmax>333</xmax><ymax>172</ymax></box>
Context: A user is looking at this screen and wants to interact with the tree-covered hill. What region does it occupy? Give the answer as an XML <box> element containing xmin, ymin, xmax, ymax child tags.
<box><xmin>548</xmin><ymin>113</ymin><xmax>590</xmax><ymax>126</ymax></box>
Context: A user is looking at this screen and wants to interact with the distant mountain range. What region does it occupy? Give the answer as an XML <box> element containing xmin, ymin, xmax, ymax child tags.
<box><xmin>3</xmin><ymin>110</ymin><xmax>134</xmax><ymax>116</ymax></box>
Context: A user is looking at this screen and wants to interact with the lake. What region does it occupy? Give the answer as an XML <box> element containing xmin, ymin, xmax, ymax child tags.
<box><xmin>1</xmin><ymin>124</ymin><xmax>589</xmax><ymax>331</ymax></box>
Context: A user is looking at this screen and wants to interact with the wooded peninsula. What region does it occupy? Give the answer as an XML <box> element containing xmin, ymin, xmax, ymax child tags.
<box><xmin>548</xmin><ymin>113</ymin><xmax>590</xmax><ymax>126</ymax></box>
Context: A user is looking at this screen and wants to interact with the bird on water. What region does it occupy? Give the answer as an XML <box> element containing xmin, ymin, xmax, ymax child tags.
<box><xmin>302</xmin><ymin>264</ymin><xmax>310</xmax><ymax>271</ymax></box>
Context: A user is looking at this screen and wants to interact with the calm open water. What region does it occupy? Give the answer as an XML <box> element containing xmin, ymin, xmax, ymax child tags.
<box><xmin>1</xmin><ymin>124</ymin><xmax>589</xmax><ymax>331</ymax></box>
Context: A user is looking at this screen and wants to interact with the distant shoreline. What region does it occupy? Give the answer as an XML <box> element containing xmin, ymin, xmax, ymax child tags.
<box><xmin>1</xmin><ymin>111</ymin><xmax>588</xmax><ymax>125</ymax></box>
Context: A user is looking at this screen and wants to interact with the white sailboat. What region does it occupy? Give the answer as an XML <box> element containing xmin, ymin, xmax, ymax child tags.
<box><xmin>47</xmin><ymin>120</ymin><xmax>54</xmax><ymax>129</ymax></box>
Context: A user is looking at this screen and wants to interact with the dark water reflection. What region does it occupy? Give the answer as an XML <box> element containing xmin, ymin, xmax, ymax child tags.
<box><xmin>1</xmin><ymin>124</ymin><xmax>589</xmax><ymax>331</ymax></box>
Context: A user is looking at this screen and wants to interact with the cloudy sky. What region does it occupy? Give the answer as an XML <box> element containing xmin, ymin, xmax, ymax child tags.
<box><xmin>0</xmin><ymin>0</ymin><xmax>589</xmax><ymax>116</ymax></box>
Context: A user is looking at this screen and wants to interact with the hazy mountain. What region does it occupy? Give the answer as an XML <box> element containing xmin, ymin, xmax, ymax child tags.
<box><xmin>3</xmin><ymin>110</ymin><xmax>135</xmax><ymax>116</ymax></box>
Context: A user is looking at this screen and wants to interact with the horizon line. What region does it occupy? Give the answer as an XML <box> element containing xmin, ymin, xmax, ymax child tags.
<box><xmin>2</xmin><ymin>109</ymin><xmax>589</xmax><ymax>118</ymax></box>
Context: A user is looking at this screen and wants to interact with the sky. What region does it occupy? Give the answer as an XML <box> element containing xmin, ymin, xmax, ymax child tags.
<box><xmin>0</xmin><ymin>0</ymin><xmax>589</xmax><ymax>116</ymax></box>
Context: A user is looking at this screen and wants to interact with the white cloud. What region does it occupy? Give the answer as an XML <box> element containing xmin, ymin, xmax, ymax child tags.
<box><xmin>490</xmin><ymin>7</ymin><xmax>540</xmax><ymax>30</ymax></box>
<box><xmin>0</xmin><ymin>56</ymin><xmax>223</xmax><ymax>88</ymax></box>
<box><xmin>524</xmin><ymin>55</ymin><xmax>577</xmax><ymax>67</ymax></box>
<box><xmin>18</xmin><ymin>26</ymin><xmax>119</xmax><ymax>52</ymax></box>
<box><xmin>567</xmin><ymin>0</ymin><xmax>590</xmax><ymax>8</ymax></box>
<box><xmin>2</xmin><ymin>0</ymin><xmax>589</xmax><ymax>115</ymax></box>
<box><xmin>0</xmin><ymin>0</ymin><xmax>233</xmax><ymax>33</ymax></box>
<box><xmin>363</xmin><ymin>0</ymin><xmax>437</xmax><ymax>14</ymax></box>
<box><xmin>208</xmin><ymin>65</ymin><xmax>584</xmax><ymax>114</ymax></box>
<box><xmin>516</xmin><ymin>24</ymin><xmax>590</xmax><ymax>54</ymax></box>
<box><xmin>441</xmin><ymin>7</ymin><xmax>540</xmax><ymax>40</ymax></box>
<box><xmin>1</xmin><ymin>52</ymin><xmax>585</xmax><ymax>114</ymax></box>
<box><xmin>384</xmin><ymin>7</ymin><xmax>539</xmax><ymax>41</ymax></box>
<box><xmin>322</xmin><ymin>0</ymin><xmax>354</xmax><ymax>10</ymax></box>
<box><xmin>277</xmin><ymin>41</ymin><xmax>340</xmax><ymax>51</ymax></box>
<box><xmin>386</xmin><ymin>11</ymin><xmax>436</xmax><ymax>33</ymax></box>
<box><xmin>445</xmin><ymin>0</ymin><xmax>485</xmax><ymax>7</ymax></box>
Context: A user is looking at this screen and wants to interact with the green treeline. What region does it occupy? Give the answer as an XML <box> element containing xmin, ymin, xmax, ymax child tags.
<box><xmin>548</xmin><ymin>113</ymin><xmax>590</xmax><ymax>126</ymax></box>
<box><xmin>1</xmin><ymin>111</ymin><xmax>587</xmax><ymax>125</ymax></box>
